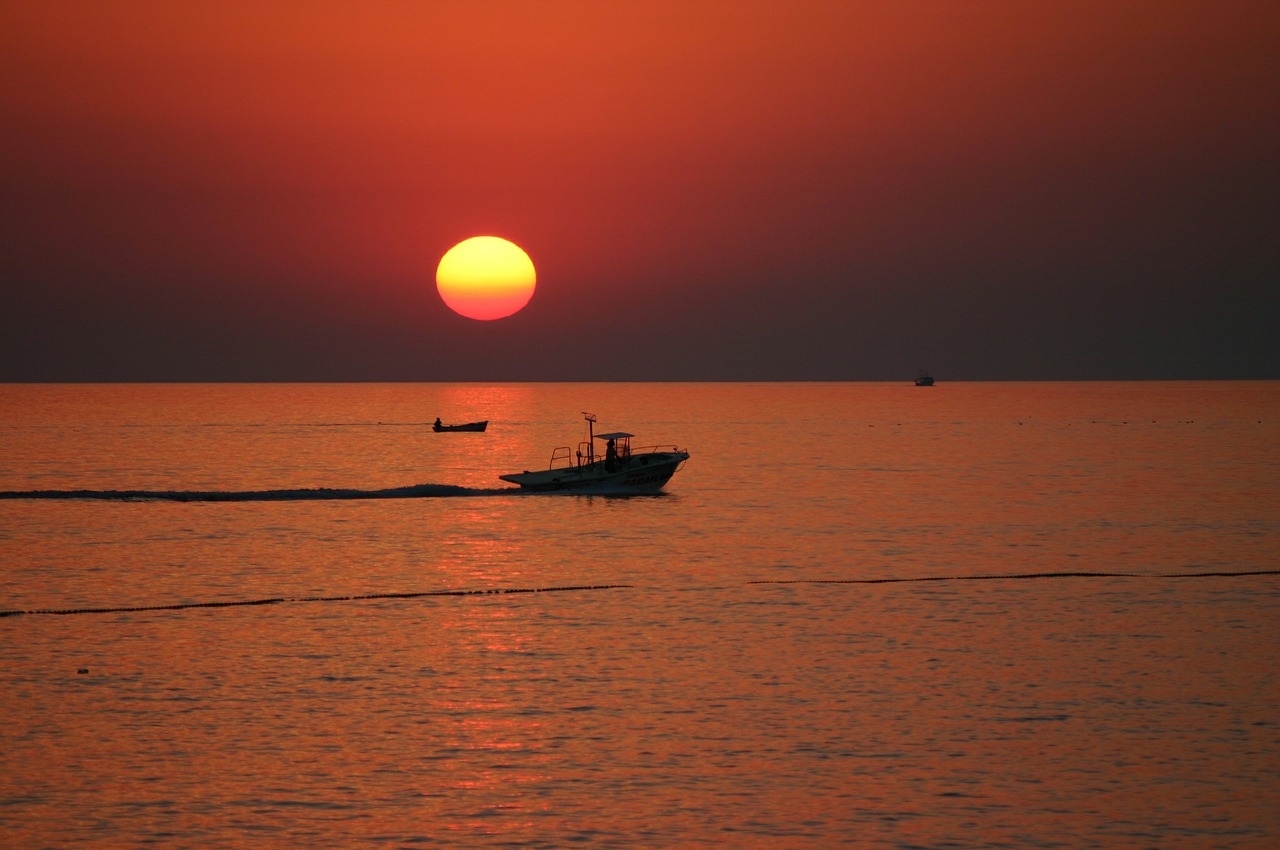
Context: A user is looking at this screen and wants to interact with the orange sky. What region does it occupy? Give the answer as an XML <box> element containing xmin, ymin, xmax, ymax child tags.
<box><xmin>2</xmin><ymin>1</ymin><xmax>1277</xmax><ymax>379</ymax></box>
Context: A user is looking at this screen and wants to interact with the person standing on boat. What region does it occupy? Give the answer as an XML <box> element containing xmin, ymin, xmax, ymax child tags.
<box><xmin>434</xmin><ymin>417</ymin><xmax>442</xmax><ymax>428</ymax></box>
<box><xmin>605</xmin><ymin>438</ymin><xmax>618</xmax><ymax>471</ymax></box>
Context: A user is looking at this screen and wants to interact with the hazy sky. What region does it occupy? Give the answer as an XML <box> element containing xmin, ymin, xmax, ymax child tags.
<box><xmin>2</xmin><ymin>1</ymin><xmax>1276</xmax><ymax>381</ymax></box>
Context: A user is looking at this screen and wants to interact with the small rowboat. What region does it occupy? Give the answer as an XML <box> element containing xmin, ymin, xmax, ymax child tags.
<box><xmin>432</xmin><ymin>420</ymin><xmax>488</xmax><ymax>432</ymax></box>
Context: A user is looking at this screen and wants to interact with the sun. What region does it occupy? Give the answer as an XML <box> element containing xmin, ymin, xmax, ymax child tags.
<box><xmin>436</xmin><ymin>236</ymin><xmax>536</xmax><ymax>321</ymax></box>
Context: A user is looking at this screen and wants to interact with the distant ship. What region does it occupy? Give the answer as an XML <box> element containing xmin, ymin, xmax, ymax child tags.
<box><xmin>914</xmin><ymin>370</ymin><xmax>935</xmax><ymax>387</ymax></box>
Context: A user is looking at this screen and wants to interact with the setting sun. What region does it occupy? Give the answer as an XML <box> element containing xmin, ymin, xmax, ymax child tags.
<box><xmin>436</xmin><ymin>236</ymin><xmax>536</xmax><ymax>321</ymax></box>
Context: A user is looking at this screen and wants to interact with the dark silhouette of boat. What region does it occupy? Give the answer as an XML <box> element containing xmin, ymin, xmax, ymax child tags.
<box><xmin>914</xmin><ymin>370</ymin><xmax>935</xmax><ymax>386</ymax></box>
<box><xmin>432</xmin><ymin>419</ymin><xmax>488</xmax><ymax>432</ymax></box>
<box><xmin>499</xmin><ymin>413</ymin><xmax>689</xmax><ymax>493</ymax></box>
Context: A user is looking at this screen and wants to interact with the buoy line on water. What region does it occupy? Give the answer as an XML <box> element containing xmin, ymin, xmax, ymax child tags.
<box><xmin>0</xmin><ymin>584</ymin><xmax>633</xmax><ymax>618</ymax></box>
<box><xmin>5</xmin><ymin>570</ymin><xmax>1277</xmax><ymax>620</ymax></box>
<box><xmin>748</xmin><ymin>569</ymin><xmax>1280</xmax><ymax>585</ymax></box>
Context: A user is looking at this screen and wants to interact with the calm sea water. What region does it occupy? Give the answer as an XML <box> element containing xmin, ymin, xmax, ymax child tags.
<box><xmin>2</xmin><ymin>382</ymin><xmax>1278</xmax><ymax>848</ymax></box>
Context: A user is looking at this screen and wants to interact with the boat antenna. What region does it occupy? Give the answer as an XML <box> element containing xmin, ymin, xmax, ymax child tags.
<box><xmin>582</xmin><ymin>412</ymin><xmax>595</xmax><ymax>445</ymax></box>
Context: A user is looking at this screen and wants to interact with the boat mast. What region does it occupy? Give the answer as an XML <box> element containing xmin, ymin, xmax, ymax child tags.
<box><xmin>582</xmin><ymin>412</ymin><xmax>596</xmax><ymax>465</ymax></box>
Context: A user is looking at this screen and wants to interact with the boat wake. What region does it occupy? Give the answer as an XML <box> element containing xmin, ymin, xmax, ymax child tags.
<box><xmin>0</xmin><ymin>484</ymin><xmax>518</xmax><ymax>502</ymax></box>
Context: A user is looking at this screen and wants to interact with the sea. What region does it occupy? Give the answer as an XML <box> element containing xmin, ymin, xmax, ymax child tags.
<box><xmin>2</xmin><ymin>381</ymin><xmax>1277</xmax><ymax>849</ymax></box>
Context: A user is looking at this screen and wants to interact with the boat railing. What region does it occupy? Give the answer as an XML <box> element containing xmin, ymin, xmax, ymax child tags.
<box><xmin>549</xmin><ymin>446</ymin><xmax>576</xmax><ymax>469</ymax></box>
<box><xmin>548</xmin><ymin>443</ymin><xmax>682</xmax><ymax>470</ymax></box>
<box><xmin>627</xmin><ymin>445</ymin><xmax>683</xmax><ymax>458</ymax></box>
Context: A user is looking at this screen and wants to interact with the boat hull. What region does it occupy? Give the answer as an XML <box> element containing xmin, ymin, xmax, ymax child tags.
<box><xmin>500</xmin><ymin>451</ymin><xmax>689</xmax><ymax>493</ymax></box>
<box><xmin>433</xmin><ymin>421</ymin><xmax>488</xmax><ymax>432</ymax></box>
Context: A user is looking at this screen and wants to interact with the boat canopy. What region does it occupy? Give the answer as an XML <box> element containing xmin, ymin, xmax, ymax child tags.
<box><xmin>593</xmin><ymin>432</ymin><xmax>634</xmax><ymax>441</ymax></box>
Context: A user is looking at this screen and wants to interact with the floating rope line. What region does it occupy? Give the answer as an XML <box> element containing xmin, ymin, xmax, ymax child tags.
<box><xmin>6</xmin><ymin>571</ymin><xmax>1277</xmax><ymax>619</ymax></box>
<box><xmin>0</xmin><ymin>584</ymin><xmax>633</xmax><ymax>618</ymax></box>
<box><xmin>748</xmin><ymin>569</ymin><xmax>1280</xmax><ymax>585</ymax></box>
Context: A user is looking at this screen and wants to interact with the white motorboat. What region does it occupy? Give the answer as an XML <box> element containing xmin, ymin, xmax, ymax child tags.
<box><xmin>499</xmin><ymin>413</ymin><xmax>689</xmax><ymax>493</ymax></box>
